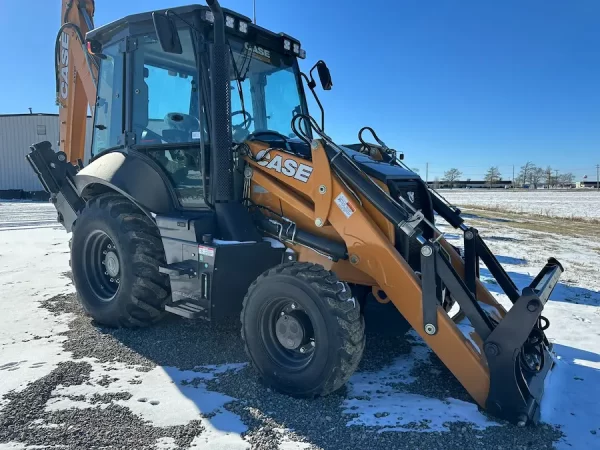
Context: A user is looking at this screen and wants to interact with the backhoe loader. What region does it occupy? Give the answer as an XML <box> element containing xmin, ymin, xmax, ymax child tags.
<box><xmin>27</xmin><ymin>0</ymin><xmax>564</xmax><ymax>426</ymax></box>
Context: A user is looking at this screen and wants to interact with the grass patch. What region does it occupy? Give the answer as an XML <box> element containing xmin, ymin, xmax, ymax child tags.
<box><xmin>458</xmin><ymin>203</ymin><xmax>600</xmax><ymax>225</ymax></box>
<box><xmin>457</xmin><ymin>207</ymin><xmax>600</xmax><ymax>239</ymax></box>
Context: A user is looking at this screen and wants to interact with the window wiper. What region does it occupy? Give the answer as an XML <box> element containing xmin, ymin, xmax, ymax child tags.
<box><xmin>228</xmin><ymin>44</ymin><xmax>251</xmax><ymax>123</ymax></box>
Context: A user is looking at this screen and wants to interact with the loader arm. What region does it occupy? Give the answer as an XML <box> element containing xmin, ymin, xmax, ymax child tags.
<box><xmin>57</xmin><ymin>0</ymin><xmax>98</xmax><ymax>164</ymax></box>
<box><xmin>246</xmin><ymin>132</ymin><xmax>563</xmax><ymax>425</ymax></box>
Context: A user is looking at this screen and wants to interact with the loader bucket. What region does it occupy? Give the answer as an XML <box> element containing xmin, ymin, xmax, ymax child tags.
<box><xmin>421</xmin><ymin>237</ymin><xmax>563</xmax><ymax>425</ymax></box>
<box><xmin>483</xmin><ymin>258</ymin><xmax>563</xmax><ymax>424</ymax></box>
<box><xmin>418</xmin><ymin>195</ymin><xmax>564</xmax><ymax>425</ymax></box>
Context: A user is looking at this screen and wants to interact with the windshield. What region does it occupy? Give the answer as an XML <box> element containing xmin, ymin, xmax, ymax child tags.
<box><xmin>229</xmin><ymin>39</ymin><xmax>305</xmax><ymax>143</ymax></box>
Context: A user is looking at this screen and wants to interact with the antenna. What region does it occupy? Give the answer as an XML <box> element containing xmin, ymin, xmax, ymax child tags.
<box><xmin>253</xmin><ymin>0</ymin><xmax>256</xmax><ymax>24</ymax></box>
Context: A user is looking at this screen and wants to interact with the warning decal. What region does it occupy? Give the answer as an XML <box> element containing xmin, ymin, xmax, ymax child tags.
<box><xmin>198</xmin><ymin>246</ymin><xmax>215</xmax><ymax>258</ymax></box>
<box><xmin>334</xmin><ymin>193</ymin><xmax>356</xmax><ymax>218</ymax></box>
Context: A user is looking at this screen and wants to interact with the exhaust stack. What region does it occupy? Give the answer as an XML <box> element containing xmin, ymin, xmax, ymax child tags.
<box><xmin>207</xmin><ymin>0</ymin><xmax>233</xmax><ymax>204</ymax></box>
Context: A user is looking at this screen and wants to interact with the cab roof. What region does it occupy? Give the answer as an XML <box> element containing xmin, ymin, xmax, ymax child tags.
<box><xmin>86</xmin><ymin>3</ymin><xmax>302</xmax><ymax>52</ymax></box>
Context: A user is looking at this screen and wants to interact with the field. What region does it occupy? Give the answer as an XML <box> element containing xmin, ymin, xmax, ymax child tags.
<box><xmin>1</xmin><ymin>198</ymin><xmax>599</xmax><ymax>450</ymax></box>
<box><xmin>442</xmin><ymin>189</ymin><xmax>600</xmax><ymax>221</ymax></box>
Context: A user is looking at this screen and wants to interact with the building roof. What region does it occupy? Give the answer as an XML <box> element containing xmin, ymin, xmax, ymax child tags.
<box><xmin>0</xmin><ymin>113</ymin><xmax>59</xmax><ymax>118</ymax></box>
<box><xmin>0</xmin><ymin>113</ymin><xmax>92</xmax><ymax>118</ymax></box>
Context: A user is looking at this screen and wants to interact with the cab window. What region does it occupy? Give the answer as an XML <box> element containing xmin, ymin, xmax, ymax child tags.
<box><xmin>91</xmin><ymin>43</ymin><xmax>124</xmax><ymax>156</ymax></box>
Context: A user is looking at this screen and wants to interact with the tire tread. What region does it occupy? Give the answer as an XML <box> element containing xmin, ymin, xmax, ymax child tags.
<box><xmin>241</xmin><ymin>261</ymin><xmax>365</xmax><ymax>397</ymax></box>
<box><xmin>73</xmin><ymin>193</ymin><xmax>170</xmax><ymax>328</ymax></box>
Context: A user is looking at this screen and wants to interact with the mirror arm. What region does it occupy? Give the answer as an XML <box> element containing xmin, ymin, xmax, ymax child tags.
<box><xmin>308</xmin><ymin>65</ymin><xmax>318</xmax><ymax>88</ymax></box>
<box><xmin>300</xmin><ymin>72</ymin><xmax>325</xmax><ymax>131</ymax></box>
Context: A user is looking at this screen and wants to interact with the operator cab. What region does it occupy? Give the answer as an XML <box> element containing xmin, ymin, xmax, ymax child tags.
<box><xmin>86</xmin><ymin>4</ymin><xmax>309</xmax><ymax>209</ymax></box>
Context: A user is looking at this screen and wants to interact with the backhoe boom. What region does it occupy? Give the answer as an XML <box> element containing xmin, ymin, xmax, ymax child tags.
<box><xmin>57</xmin><ymin>0</ymin><xmax>97</xmax><ymax>163</ymax></box>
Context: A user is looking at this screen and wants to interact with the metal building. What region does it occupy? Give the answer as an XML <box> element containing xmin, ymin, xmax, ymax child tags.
<box><xmin>0</xmin><ymin>113</ymin><xmax>93</xmax><ymax>193</ymax></box>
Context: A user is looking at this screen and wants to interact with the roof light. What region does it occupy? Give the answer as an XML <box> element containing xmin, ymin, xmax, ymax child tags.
<box><xmin>239</xmin><ymin>21</ymin><xmax>248</xmax><ymax>33</ymax></box>
<box><xmin>292</xmin><ymin>43</ymin><xmax>300</xmax><ymax>54</ymax></box>
<box><xmin>203</xmin><ymin>10</ymin><xmax>214</xmax><ymax>22</ymax></box>
<box><xmin>225</xmin><ymin>15</ymin><xmax>235</xmax><ymax>28</ymax></box>
<box><xmin>283</xmin><ymin>39</ymin><xmax>291</xmax><ymax>51</ymax></box>
<box><xmin>298</xmin><ymin>49</ymin><xmax>306</xmax><ymax>59</ymax></box>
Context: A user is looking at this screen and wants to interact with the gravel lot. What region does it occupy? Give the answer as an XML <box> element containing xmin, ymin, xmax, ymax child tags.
<box><xmin>0</xmin><ymin>292</ymin><xmax>560</xmax><ymax>450</ymax></box>
<box><xmin>2</xmin><ymin>201</ymin><xmax>599</xmax><ymax>449</ymax></box>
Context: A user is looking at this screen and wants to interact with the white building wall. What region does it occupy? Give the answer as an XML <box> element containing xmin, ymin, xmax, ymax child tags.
<box><xmin>0</xmin><ymin>114</ymin><xmax>93</xmax><ymax>191</ymax></box>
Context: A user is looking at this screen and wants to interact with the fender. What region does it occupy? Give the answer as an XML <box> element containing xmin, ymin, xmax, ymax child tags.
<box><xmin>75</xmin><ymin>151</ymin><xmax>178</xmax><ymax>216</ymax></box>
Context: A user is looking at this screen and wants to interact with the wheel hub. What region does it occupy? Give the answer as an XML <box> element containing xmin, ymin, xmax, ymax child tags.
<box><xmin>275</xmin><ymin>314</ymin><xmax>304</xmax><ymax>349</ymax></box>
<box><xmin>104</xmin><ymin>251</ymin><xmax>120</xmax><ymax>278</ymax></box>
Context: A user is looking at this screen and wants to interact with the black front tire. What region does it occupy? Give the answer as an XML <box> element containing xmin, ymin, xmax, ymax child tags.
<box><xmin>71</xmin><ymin>194</ymin><xmax>170</xmax><ymax>328</ymax></box>
<box><xmin>241</xmin><ymin>262</ymin><xmax>365</xmax><ymax>397</ymax></box>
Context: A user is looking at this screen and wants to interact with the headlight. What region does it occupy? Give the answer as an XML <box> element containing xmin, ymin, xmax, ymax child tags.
<box><xmin>239</xmin><ymin>21</ymin><xmax>248</xmax><ymax>33</ymax></box>
<box><xmin>283</xmin><ymin>39</ymin><xmax>291</xmax><ymax>51</ymax></box>
<box><xmin>202</xmin><ymin>11</ymin><xmax>215</xmax><ymax>22</ymax></box>
<box><xmin>293</xmin><ymin>43</ymin><xmax>300</xmax><ymax>54</ymax></box>
<box><xmin>225</xmin><ymin>15</ymin><xmax>235</xmax><ymax>28</ymax></box>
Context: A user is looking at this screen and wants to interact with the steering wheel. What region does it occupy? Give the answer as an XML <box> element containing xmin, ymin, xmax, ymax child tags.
<box><xmin>247</xmin><ymin>130</ymin><xmax>293</xmax><ymax>151</ymax></box>
<box><xmin>232</xmin><ymin>110</ymin><xmax>253</xmax><ymax>130</ymax></box>
<box><xmin>247</xmin><ymin>130</ymin><xmax>290</xmax><ymax>142</ymax></box>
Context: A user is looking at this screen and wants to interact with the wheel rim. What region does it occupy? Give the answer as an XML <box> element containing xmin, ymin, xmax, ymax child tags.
<box><xmin>259</xmin><ymin>297</ymin><xmax>316</xmax><ymax>371</ymax></box>
<box><xmin>82</xmin><ymin>231</ymin><xmax>121</xmax><ymax>302</ymax></box>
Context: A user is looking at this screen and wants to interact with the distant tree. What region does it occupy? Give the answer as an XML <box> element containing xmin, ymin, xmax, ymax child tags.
<box><xmin>484</xmin><ymin>166</ymin><xmax>502</xmax><ymax>188</ymax></box>
<box><xmin>411</xmin><ymin>167</ymin><xmax>420</xmax><ymax>174</ymax></box>
<box><xmin>558</xmin><ymin>172</ymin><xmax>575</xmax><ymax>187</ymax></box>
<box><xmin>544</xmin><ymin>166</ymin><xmax>553</xmax><ymax>187</ymax></box>
<box><xmin>518</xmin><ymin>162</ymin><xmax>536</xmax><ymax>187</ymax></box>
<box><xmin>530</xmin><ymin>167</ymin><xmax>545</xmax><ymax>188</ymax></box>
<box><xmin>442</xmin><ymin>168</ymin><xmax>462</xmax><ymax>187</ymax></box>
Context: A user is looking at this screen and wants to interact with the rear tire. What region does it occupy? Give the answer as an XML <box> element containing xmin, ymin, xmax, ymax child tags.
<box><xmin>241</xmin><ymin>262</ymin><xmax>365</xmax><ymax>397</ymax></box>
<box><xmin>71</xmin><ymin>193</ymin><xmax>170</xmax><ymax>328</ymax></box>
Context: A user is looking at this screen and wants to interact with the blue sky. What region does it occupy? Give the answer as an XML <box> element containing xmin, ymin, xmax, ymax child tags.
<box><xmin>1</xmin><ymin>0</ymin><xmax>598</xmax><ymax>180</ymax></box>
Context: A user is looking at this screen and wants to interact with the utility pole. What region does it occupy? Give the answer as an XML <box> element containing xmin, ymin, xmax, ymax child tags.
<box><xmin>596</xmin><ymin>164</ymin><xmax>599</xmax><ymax>190</ymax></box>
<box><xmin>426</xmin><ymin>162</ymin><xmax>429</xmax><ymax>184</ymax></box>
<box><xmin>554</xmin><ymin>169</ymin><xmax>559</xmax><ymax>189</ymax></box>
<box><xmin>512</xmin><ymin>165</ymin><xmax>515</xmax><ymax>187</ymax></box>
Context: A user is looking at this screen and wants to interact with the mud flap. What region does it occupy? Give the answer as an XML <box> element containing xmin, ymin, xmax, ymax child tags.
<box><xmin>26</xmin><ymin>141</ymin><xmax>84</xmax><ymax>231</ymax></box>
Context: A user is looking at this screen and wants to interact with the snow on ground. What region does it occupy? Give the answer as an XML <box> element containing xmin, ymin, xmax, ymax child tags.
<box><xmin>442</xmin><ymin>189</ymin><xmax>600</xmax><ymax>220</ymax></box>
<box><xmin>343</xmin><ymin>339</ymin><xmax>498</xmax><ymax>432</ymax></box>
<box><xmin>0</xmin><ymin>201</ymin><xmax>59</xmax><ymax>231</ymax></box>
<box><xmin>0</xmin><ymin>223</ymin><xmax>73</xmax><ymax>406</ymax></box>
<box><xmin>0</xmin><ymin>201</ymin><xmax>252</xmax><ymax>449</ymax></box>
<box><xmin>1</xmin><ymin>200</ymin><xmax>599</xmax><ymax>449</ymax></box>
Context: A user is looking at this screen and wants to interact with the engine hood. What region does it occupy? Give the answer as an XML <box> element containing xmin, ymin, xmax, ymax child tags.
<box><xmin>249</xmin><ymin>135</ymin><xmax>420</xmax><ymax>183</ymax></box>
<box><xmin>338</xmin><ymin>145</ymin><xmax>420</xmax><ymax>182</ymax></box>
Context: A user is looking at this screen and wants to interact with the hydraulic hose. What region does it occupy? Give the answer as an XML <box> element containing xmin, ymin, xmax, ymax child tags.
<box><xmin>258</xmin><ymin>218</ymin><xmax>348</xmax><ymax>262</ymax></box>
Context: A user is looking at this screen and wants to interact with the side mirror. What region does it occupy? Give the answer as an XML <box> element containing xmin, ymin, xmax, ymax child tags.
<box><xmin>316</xmin><ymin>61</ymin><xmax>333</xmax><ymax>90</ymax></box>
<box><xmin>152</xmin><ymin>12</ymin><xmax>182</xmax><ymax>54</ymax></box>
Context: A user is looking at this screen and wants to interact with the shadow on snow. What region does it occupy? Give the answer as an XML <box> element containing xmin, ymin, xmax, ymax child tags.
<box><xmin>480</xmin><ymin>267</ymin><xmax>600</xmax><ymax>307</ymax></box>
